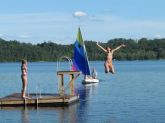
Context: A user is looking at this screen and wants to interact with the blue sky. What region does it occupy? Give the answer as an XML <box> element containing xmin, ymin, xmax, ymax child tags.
<box><xmin>0</xmin><ymin>0</ymin><xmax>165</xmax><ymax>44</ymax></box>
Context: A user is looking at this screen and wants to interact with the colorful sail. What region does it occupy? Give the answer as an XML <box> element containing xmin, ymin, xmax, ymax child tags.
<box><xmin>72</xmin><ymin>28</ymin><xmax>91</xmax><ymax>75</ymax></box>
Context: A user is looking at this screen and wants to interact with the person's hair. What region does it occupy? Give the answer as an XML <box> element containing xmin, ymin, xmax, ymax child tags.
<box><xmin>21</xmin><ymin>59</ymin><xmax>27</xmax><ymax>64</ymax></box>
<box><xmin>106</xmin><ymin>47</ymin><xmax>111</xmax><ymax>50</ymax></box>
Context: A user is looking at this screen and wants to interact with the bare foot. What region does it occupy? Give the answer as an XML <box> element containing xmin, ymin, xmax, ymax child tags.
<box><xmin>22</xmin><ymin>96</ymin><xmax>31</xmax><ymax>99</ymax></box>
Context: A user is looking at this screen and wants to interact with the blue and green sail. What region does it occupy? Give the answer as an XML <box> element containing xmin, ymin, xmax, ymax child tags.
<box><xmin>72</xmin><ymin>28</ymin><xmax>91</xmax><ymax>75</ymax></box>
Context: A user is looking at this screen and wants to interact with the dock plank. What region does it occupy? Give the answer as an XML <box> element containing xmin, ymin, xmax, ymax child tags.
<box><xmin>0</xmin><ymin>93</ymin><xmax>79</xmax><ymax>107</ymax></box>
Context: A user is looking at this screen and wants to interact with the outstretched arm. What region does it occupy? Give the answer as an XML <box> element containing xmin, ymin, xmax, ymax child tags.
<box><xmin>112</xmin><ymin>44</ymin><xmax>126</xmax><ymax>52</ymax></box>
<box><xmin>96</xmin><ymin>42</ymin><xmax>107</xmax><ymax>52</ymax></box>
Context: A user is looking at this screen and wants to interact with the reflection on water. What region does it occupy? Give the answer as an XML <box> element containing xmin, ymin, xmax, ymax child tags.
<box><xmin>76</xmin><ymin>83</ymin><xmax>99</xmax><ymax>123</ymax></box>
<box><xmin>1</xmin><ymin>61</ymin><xmax>165</xmax><ymax>123</ymax></box>
<box><xmin>21</xmin><ymin>108</ymin><xmax>29</xmax><ymax>123</ymax></box>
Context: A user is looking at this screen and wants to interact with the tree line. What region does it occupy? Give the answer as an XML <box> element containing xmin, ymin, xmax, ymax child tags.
<box><xmin>0</xmin><ymin>38</ymin><xmax>165</xmax><ymax>62</ymax></box>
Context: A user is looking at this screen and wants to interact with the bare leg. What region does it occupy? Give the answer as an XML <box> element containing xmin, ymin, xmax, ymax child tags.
<box><xmin>109</xmin><ymin>64</ymin><xmax>115</xmax><ymax>74</ymax></box>
<box><xmin>104</xmin><ymin>62</ymin><xmax>109</xmax><ymax>73</ymax></box>
<box><xmin>21</xmin><ymin>76</ymin><xmax>27</xmax><ymax>98</ymax></box>
<box><xmin>21</xmin><ymin>76</ymin><xmax>24</xmax><ymax>97</ymax></box>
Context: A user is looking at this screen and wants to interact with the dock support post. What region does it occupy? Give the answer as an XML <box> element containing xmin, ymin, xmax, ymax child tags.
<box><xmin>35</xmin><ymin>98</ymin><xmax>38</xmax><ymax>109</ymax></box>
<box><xmin>24</xmin><ymin>99</ymin><xmax>26</xmax><ymax>108</ymax></box>
<box><xmin>58</xmin><ymin>74</ymin><xmax>64</xmax><ymax>96</ymax></box>
<box><xmin>69</xmin><ymin>74</ymin><xmax>75</xmax><ymax>96</ymax></box>
<box><xmin>57</xmin><ymin>71</ymin><xmax>80</xmax><ymax>98</ymax></box>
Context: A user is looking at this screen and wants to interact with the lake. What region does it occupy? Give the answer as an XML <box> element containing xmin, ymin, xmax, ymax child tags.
<box><xmin>0</xmin><ymin>60</ymin><xmax>165</xmax><ymax>123</ymax></box>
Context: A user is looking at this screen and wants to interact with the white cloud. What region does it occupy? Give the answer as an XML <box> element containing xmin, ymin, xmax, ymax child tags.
<box><xmin>154</xmin><ymin>34</ymin><xmax>164</xmax><ymax>39</ymax></box>
<box><xmin>73</xmin><ymin>11</ymin><xmax>87</xmax><ymax>17</ymax></box>
<box><xmin>18</xmin><ymin>34</ymin><xmax>32</xmax><ymax>38</ymax></box>
<box><xmin>1</xmin><ymin>12</ymin><xmax>165</xmax><ymax>43</ymax></box>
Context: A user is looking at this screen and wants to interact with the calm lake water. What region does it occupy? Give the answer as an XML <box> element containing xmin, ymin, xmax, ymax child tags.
<box><xmin>0</xmin><ymin>60</ymin><xmax>165</xmax><ymax>123</ymax></box>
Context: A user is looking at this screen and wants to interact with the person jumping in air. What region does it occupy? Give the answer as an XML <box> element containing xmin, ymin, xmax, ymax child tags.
<box><xmin>96</xmin><ymin>42</ymin><xmax>126</xmax><ymax>74</ymax></box>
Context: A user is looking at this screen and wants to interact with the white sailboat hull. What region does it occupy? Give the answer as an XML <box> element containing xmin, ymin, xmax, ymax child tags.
<box><xmin>82</xmin><ymin>78</ymin><xmax>99</xmax><ymax>84</ymax></box>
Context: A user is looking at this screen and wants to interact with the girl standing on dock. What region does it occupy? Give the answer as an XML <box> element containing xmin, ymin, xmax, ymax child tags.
<box><xmin>21</xmin><ymin>59</ymin><xmax>28</xmax><ymax>98</ymax></box>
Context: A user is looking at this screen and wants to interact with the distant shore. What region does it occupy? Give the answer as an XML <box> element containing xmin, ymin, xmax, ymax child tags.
<box><xmin>0</xmin><ymin>38</ymin><xmax>165</xmax><ymax>62</ymax></box>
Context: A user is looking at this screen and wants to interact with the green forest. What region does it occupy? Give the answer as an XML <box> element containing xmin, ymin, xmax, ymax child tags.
<box><xmin>0</xmin><ymin>38</ymin><xmax>165</xmax><ymax>62</ymax></box>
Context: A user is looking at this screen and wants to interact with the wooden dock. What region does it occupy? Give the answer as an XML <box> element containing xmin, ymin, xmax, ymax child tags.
<box><xmin>0</xmin><ymin>93</ymin><xmax>79</xmax><ymax>107</ymax></box>
<box><xmin>0</xmin><ymin>71</ymin><xmax>81</xmax><ymax>107</ymax></box>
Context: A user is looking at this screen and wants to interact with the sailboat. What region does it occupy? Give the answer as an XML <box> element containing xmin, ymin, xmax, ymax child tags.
<box><xmin>72</xmin><ymin>28</ymin><xmax>99</xmax><ymax>84</ymax></box>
